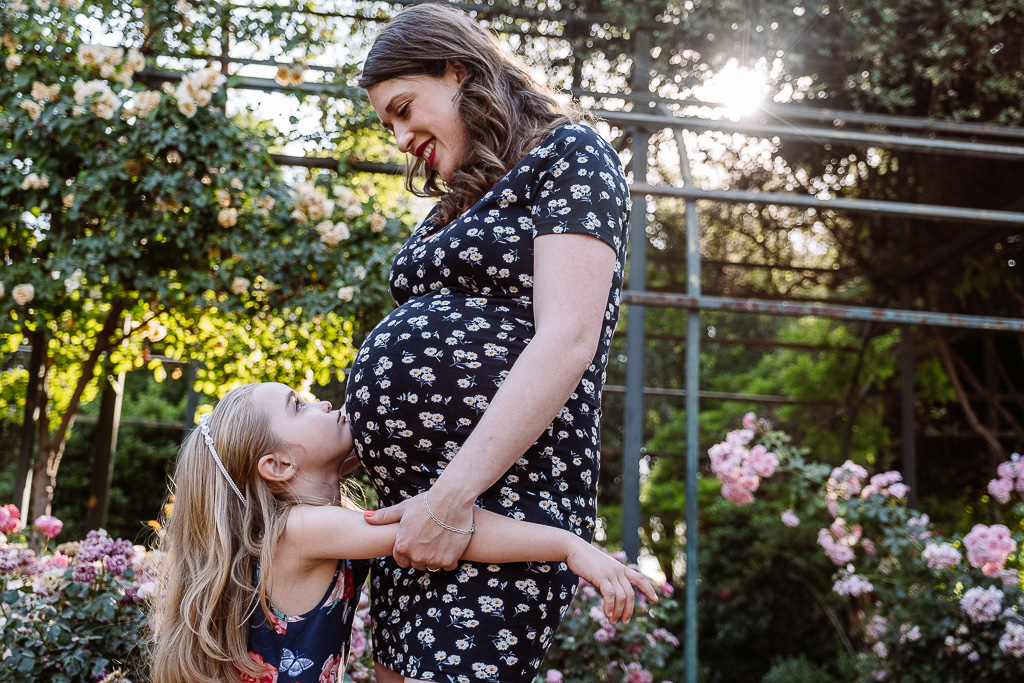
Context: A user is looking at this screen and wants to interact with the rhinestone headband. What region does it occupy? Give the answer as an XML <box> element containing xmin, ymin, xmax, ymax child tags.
<box><xmin>198</xmin><ymin>413</ymin><xmax>249</xmax><ymax>509</ymax></box>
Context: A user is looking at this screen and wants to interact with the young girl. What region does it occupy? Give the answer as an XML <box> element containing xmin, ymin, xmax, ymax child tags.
<box><xmin>150</xmin><ymin>382</ymin><xmax>656</xmax><ymax>683</ymax></box>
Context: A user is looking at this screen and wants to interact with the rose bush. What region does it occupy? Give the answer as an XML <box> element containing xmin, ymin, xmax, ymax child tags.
<box><xmin>534</xmin><ymin>555</ymin><xmax>682</xmax><ymax>683</ymax></box>
<box><xmin>1</xmin><ymin>0</ymin><xmax>411</xmax><ymax>517</ymax></box>
<box><xmin>0</xmin><ymin>505</ymin><xmax>158</xmax><ymax>682</ymax></box>
<box><xmin>710</xmin><ymin>413</ymin><xmax>1024</xmax><ymax>681</ymax></box>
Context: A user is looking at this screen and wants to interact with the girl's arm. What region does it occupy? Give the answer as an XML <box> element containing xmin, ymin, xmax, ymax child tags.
<box><xmin>286</xmin><ymin>504</ymin><xmax>657</xmax><ymax>624</ymax></box>
<box><xmin>369</xmin><ymin>233</ymin><xmax>617</xmax><ymax>571</ymax></box>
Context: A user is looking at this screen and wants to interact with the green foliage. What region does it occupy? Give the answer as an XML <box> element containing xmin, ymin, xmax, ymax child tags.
<box><xmin>697</xmin><ymin>479</ymin><xmax>849</xmax><ymax>682</ymax></box>
<box><xmin>763</xmin><ymin>654</ymin><xmax>856</xmax><ymax>683</ymax></box>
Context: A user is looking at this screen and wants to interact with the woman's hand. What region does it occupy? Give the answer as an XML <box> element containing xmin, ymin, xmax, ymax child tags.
<box><xmin>565</xmin><ymin>539</ymin><xmax>658</xmax><ymax>625</ymax></box>
<box><xmin>364</xmin><ymin>492</ymin><xmax>474</xmax><ymax>571</ymax></box>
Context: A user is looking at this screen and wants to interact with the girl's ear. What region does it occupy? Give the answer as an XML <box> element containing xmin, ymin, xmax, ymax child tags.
<box><xmin>258</xmin><ymin>453</ymin><xmax>296</xmax><ymax>483</ymax></box>
<box><xmin>446</xmin><ymin>59</ymin><xmax>468</xmax><ymax>84</ymax></box>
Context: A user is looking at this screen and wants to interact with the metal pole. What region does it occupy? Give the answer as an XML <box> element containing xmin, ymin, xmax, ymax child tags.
<box><xmin>620</xmin><ymin>32</ymin><xmax>651</xmax><ymax>564</ymax></box>
<box><xmin>899</xmin><ymin>287</ymin><xmax>918</xmax><ymax>509</ymax></box>
<box><xmin>676</xmin><ymin>115</ymin><xmax>702</xmax><ymax>683</ymax></box>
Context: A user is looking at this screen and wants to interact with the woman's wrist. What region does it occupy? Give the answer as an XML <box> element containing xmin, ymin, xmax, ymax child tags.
<box><xmin>423</xmin><ymin>492</ymin><xmax>475</xmax><ymax>535</ymax></box>
<box><xmin>428</xmin><ymin>475</ymin><xmax>481</xmax><ymax>512</ymax></box>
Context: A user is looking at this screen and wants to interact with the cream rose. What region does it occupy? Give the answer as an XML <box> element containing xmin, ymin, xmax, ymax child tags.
<box><xmin>12</xmin><ymin>284</ymin><xmax>35</xmax><ymax>306</ymax></box>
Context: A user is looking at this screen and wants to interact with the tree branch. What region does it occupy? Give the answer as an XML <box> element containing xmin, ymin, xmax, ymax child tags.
<box><xmin>788</xmin><ymin>570</ymin><xmax>855</xmax><ymax>658</ymax></box>
<box><xmin>933</xmin><ymin>332</ymin><xmax>1006</xmax><ymax>460</ymax></box>
<box><xmin>51</xmin><ymin>302</ymin><xmax>125</xmax><ymax>453</ymax></box>
<box><xmin>946</xmin><ymin>338</ymin><xmax>1024</xmax><ymax>444</ymax></box>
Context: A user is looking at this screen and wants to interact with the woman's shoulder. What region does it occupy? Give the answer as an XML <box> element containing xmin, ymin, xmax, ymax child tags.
<box><xmin>524</xmin><ymin>123</ymin><xmax>624</xmax><ymax>177</ymax></box>
<box><xmin>532</xmin><ymin>122</ymin><xmax>610</xmax><ymax>156</ymax></box>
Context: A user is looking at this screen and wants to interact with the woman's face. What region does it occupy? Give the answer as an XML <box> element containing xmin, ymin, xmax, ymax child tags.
<box><xmin>367</xmin><ymin>64</ymin><xmax>467</xmax><ymax>183</ymax></box>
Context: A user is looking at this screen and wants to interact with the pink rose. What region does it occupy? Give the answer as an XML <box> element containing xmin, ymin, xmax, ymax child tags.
<box><xmin>989</xmin><ymin>477</ymin><xmax>1014</xmax><ymax>504</ymax></box>
<box><xmin>964</xmin><ymin>524</ymin><xmax>1017</xmax><ymax>576</ymax></box>
<box><xmin>742</xmin><ymin>412</ymin><xmax>757</xmax><ymax>429</ymax></box>
<box><xmin>545</xmin><ymin>670</ymin><xmax>564</xmax><ymax>683</ymax></box>
<box><xmin>34</xmin><ymin>515</ymin><xmax>63</xmax><ymax>540</ymax></box>
<box><xmin>721</xmin><ymin>483</ymin><xmax>754</xmax><ymax>506</ymax></box>
<box><xmin>0</xmin><ymin>504</ymin><xmax>21</xmax><ymax>534</ymax></box>
<box><xmin>781</xmin><ymin>510</ymin><xmax>800</xmax><ymax>528</ymax></box>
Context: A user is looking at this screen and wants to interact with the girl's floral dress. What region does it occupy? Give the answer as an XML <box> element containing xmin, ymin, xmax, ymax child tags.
<box><xmin>244</xmin><ymin>560</ymin><xmax>369</xmax><ymax>682</ymax></box>
<box><xmin>346</xmin><ymin>123</ymin><xmax>631</xmax><ymax>682</ymax></box>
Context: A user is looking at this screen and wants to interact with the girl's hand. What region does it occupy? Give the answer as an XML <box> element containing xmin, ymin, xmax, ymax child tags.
<box><xmin>564</xmin><ymin>539</ymin><xmax>658</xmax><ymax>625</ymax></box>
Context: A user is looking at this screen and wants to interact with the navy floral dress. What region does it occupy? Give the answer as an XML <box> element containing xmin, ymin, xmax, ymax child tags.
<box><xmin>244</xmin><ymin>560</ymin><xmax>369</xmax><ymax>683</ymax></box>
<box><xmin>346</xmin><ymin>123</ymin><xmax>630</xmax><ymax>682</ymax></box>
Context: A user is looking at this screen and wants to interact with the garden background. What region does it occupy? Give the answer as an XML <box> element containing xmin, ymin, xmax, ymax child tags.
<box><xmin>1</xmin><ymin>0</ymin><xmax>1023</xmax><ymax>681</ymax></box>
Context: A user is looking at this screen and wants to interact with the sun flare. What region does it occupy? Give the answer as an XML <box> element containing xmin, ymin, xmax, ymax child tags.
<box><xmin>697</xmin><ymin>60</ymin><xmax>769</xmax><ymax>119</ymax></box>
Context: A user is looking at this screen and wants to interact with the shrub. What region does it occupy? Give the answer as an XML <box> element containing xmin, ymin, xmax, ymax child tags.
<box><xmin>0</xmin><ymin>505</ymin><xmax>156</xmax><ymax>682</ymax></box>
<box><xmin>535</xmin><ymin>556</ymin><xmax>682</xmax><ymax>683</ymax></box>
<box><xmin>708</xmin><ymin>414</ymin><xmax>1024</xmax><ymax>682</ymax></box>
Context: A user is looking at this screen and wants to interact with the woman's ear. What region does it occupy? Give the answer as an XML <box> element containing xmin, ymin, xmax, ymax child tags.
<box><xmin>446</xmin><ymin>59</ymin><xmax>468</xmax><ymax>84</ymax></box>
<box><xmin>258</xmin><ymin>453</ymin><xmax>296</xmax><ymax>483</ymax></box>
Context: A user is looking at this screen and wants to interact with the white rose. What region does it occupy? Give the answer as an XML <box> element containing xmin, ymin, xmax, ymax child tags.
<box><xmin>177</xmin><ymin>98</ymin><xmax>197</xmax><ymax>118</ymax></box>
<box><xmin>230</xmin><ymin>277</ymin><xmax>250</xmax><ymax>295</ymax></box>
<box><xmin>337</xmin><ymin>286</ymin><xmax>356</xmax><ymax>302</ymax></box>
<box><xmin>12</xmin><ymin>284</ymin><xmax>35</xmax><ymax>306</ymax></box>
<box><xmin>18</xmin><ymin>100</ymin><xmax>42</xmax><ymax>121</ymax></box>
<box><xmin>194</xmin><ymin>89</ymin><xmax>212</xmax><ymax>107</ymax></box>
<box><xmin>370</xmin><ymin>213</ymin><xmax>387</xmax><ymax>233</ymax></box>
<box><xmin>166</xmin><ymin>150</ymin><xmax>182</xmax><ymax>164</ymax></box>
<box><xmin>345</xmin><ymin>204</ymin><xmax>362</xmax><ymax>220</ymax></box>
<box><xmin>5</xmin><ymin>54</ymin><xmax>22</xmax><ymax>70</ymax></box>
<box><xmin>217</xmin><ymin>207</ymin><xmax>238</xmax><ymax>228</ymax></box>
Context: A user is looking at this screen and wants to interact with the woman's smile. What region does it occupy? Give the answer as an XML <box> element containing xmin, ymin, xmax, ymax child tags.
<box><xmin>367</xmin><ymin>65</ymin><xmax>467</xmax><ymax>182</ymax></box>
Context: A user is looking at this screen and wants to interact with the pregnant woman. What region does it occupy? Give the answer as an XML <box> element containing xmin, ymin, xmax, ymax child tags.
<box><xmin>345</xmin><ymin>4</ymin><xmax>631</xmax><ymax>681</ymax></box>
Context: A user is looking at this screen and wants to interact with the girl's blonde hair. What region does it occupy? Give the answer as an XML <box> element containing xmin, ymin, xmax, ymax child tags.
<box><xmin>358</xmin><ymin>3</ymin><xmax>585</xmax><ymax>229</ymax></box>
<box><xmin>151</xmin><ymin>384</ymin><xmax>307</xmax><ymax>682</ymax></box>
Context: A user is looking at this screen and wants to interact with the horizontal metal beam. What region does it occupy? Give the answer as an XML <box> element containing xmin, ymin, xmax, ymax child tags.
<box><xmin>576</xmin><ymin>89</ymin><xmax>1024</xmax><ymax>142</ymax></box>
<box><xmin>269</xmin><ymin>154</ymin><xmax>403</xmax><ymax>174</ymax></box>
<box><xmin>631</xmin><ymin>183</ymin><xmax>1024</xmax><ymax>227</ymax></box>
<box><xmin>603</xmin><ymin>110</ymin><xmax>1024</xmax><ymax>162</ymax></box>
<box><xmin>622</xmin><ymin>291</ymin><xmax>1024</xmax><ymax>332</ymax></box>
<box><xmin>603</xmin><ymin>384</ymin><xmax>830</xmax><ymax>404</ymax></box>
<box><xmin>638</xmin><ymin>332</ymin><xmax>859</xmax><ymax>353</ymax></box>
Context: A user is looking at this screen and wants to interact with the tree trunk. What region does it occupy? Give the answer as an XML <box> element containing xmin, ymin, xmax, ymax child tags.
<box><xmin>28</xmin><ymin>304</ymin><xmax>125</xmax><ymax>520</ymax></box>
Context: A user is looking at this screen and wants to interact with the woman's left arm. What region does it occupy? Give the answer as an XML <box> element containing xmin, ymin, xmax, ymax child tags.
<box><xmin>368</xmin><ymin>232</ymin><xmax>616</xmax><ymax>570</ymax></box>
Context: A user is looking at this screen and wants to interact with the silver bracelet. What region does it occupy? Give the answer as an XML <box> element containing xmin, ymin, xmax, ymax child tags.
<box><xmin>423</xmin><ymin>493</ymin><xmax>475</xmax><ymax>535</ymax></box>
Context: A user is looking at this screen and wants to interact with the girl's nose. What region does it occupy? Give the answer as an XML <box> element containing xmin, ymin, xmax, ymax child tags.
<box><xmin>320</xmin><ymin>400</ymin><xmax>333</xmax><ymax>412</ymax></box>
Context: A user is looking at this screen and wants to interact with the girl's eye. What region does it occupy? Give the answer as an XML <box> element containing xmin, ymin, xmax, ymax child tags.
<box><xmin>397</xmin><ymin>103</ymin><xmax>410</xmax><ymax>118</ymax></box>
<box><xmin>294</xmin><ymin>399</ymin><xmax>305</xmax><ymax>412</ymax></box>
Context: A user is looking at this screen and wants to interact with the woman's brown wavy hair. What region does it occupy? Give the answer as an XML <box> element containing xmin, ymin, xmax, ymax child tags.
<box><xmin>358</xmin><ymin>3</ymin><xmax>585</xmax><ymax>228</ymax></box>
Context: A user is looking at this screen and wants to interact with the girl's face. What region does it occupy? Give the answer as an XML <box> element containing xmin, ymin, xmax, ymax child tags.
<box><xmin>367</xmin><ymin>64</ymin><xmax>467</xmax><ymax>183</ymax></box>
<box><xmin>253</xmin><ymin>382</ymin><xmax>353</xmax><ymax>469</ymax></box>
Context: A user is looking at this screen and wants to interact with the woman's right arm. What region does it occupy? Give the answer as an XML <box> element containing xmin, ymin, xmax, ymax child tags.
<box><xmin>287</xmin><ymin>506</ymin><xmax>656</xmax><ymax>623</ymax></box>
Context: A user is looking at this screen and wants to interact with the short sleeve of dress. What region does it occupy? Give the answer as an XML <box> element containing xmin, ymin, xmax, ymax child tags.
<box><xmin>525</xmin><ymin>124</ymin><xmax>631</xmax><ymax>254</ymax></box>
